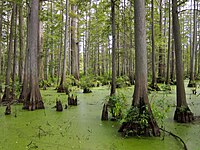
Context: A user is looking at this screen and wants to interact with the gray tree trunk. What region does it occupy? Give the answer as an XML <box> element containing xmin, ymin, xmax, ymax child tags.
<box><xmin>2</xmin><ymin>3</ymin><xmax>16</xmax><ymax>102</ymax></box>
<box><xmin>19</xmin><ymin>2</ymin><xmax>30</xmax><ymax>102</ymax></box>
<box><xmin>158</xmin><ymin>0</ymin><xmax>164</xmax><ymax>83</ymax></box>
<box><xmin>129</xmin><ymin>2</ymin><xmax>134</xmax><ymax>85</ymax></box>
<box><xmin>0</xmin><ymin>0</ymin><xmax>3</xmax><ymax>92</ymax></box>
<box><xmin>12</xmin><ymin>4</ymin><xmax>18</xmax><ymax>99</ymax></box>
<box><xmin>71</xmin><ymin>4</ymin><xmax>79</xmax><ymax>80</ymax></box>
<box><xmin>57</xmin><ymin>0</ymin><xmax>68</xmax><ymax>93</ymax></box>
<box><xmin>150</xmin><ymin>0</ymin><xmax>159</xmax><ymax>90</ymax></box>
<box><xmin>188</xmin><ymin>0</ymin><xmax>196</xmax><ymax>87</ymax></box>
<box><xmin>19</xmin><ymin>3</ymin><xmax>25</xmax><ymax>85</ymax></box>
<box><xmin>23</xmin><ymin>0</ymin><xmax>44</xmax><ymax>110</ymax></box>
<box><xmin>166</xmin><ymin>0</ymin><xmax>171</xmax><ymax>85</ymax></box>
<box><xmin>119</xmin><ymin>0</ymin><xmax>160</xmax><ymax>137</ymax></box>
<box><xmin>172</xmin><ymin>0</ymin><xmax>193</xmax><ymax>122</ymax></box>
<box><xmin>50</xmin><ymin>1</ymin><xmax>54</xmax><ymax>80</ymax></box>
<box><xmin>56</xmin><ymin>0</ymin><xmax>63</xmax><ymax>86</ymax></box>
<box><xmin>117</xmin><ymin>12</ymin><xmax>120</xmax><ymax>77</ymax></box>
<box><xmin>188</xmin><ymin>0</ymin><xmax>197</xmax><ymax>87</ymax></box>
<box><xmin>110</xmin><ymin>0</ymin><xmax>116</xmax><ymax>96</ymax></box>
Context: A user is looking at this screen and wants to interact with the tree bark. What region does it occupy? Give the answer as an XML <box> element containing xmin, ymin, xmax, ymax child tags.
<box><xmin>2</xmin><ymin>3</ymin><xmax>16</xmax><ymax>102</ymax></box>
<box><xmin>38</xmin><ymin>1</ymin><xmax>44</xmax><ymax>81</ymax></box>
<box><xmin>110</xmin><ymin>0</ymin><xmax>116</xmax><ymax>96</ymax></box>
<box><xmin>57</xmin><ymin>0</ymin><xmax>68</xmax><ymax>93</ymax></box>
<box><xmin>172</xmin><ymin>0</ymin><xmax>193</xmax><ymax>123</ymax></box>
<box><xmin>122</xmin><ymin>0</ymin><xmax>127</xmax><ymax>76</ymax></box>
<box><xmin>0</xmin><ymin>0</ymin><xmax>3</xmax><ymax>92</ymax></box>
<box><xmin>170</xmin><ymin>39</ymin><xmax>175</xmax><ymax>83</ymax></box>
<box><xmin>12</xmin><ymin>4</ymin><xmax>18</xmax><ymax>99</ymax></box>
<box><xmin>117</xmin><ymin>11</ymin><xmax>120</xmax><ymax>77</ymax></box>
<box><xmin>71</xmin><ymin>4</ymin><xmax>79</xmax><ymax>80</ymax></box>
<box><xmin>119</xmin><ymin>0</ymin><xmax>160</xmax><ymax>137</ymax></box>
<box><xmin>23</xmin><ymin>0</ymin><xmax>44</xmax><ymax>110</ymax></box>
<box><xmin>19</xmin><ymin>2</ymin><xmax>30</xmax><ymax>102</ymax></box>
<box><xmin>166</xmin><ymin>0</ymin><xmax>171</xmax><ymax>85</ymax></box>
<box><xmin>129</xmin><ymin>2</ymin><xmax>134</xmax><ymax>85</ymax></box>
<box><xmin>150</xmin><ymin>0</ymin><xmax>159</xmax><ymax>90</ymax></box>
<box><xmin>19</xmin><ymin>3</ymin><xmax>25</xmax><ymax>85</ymax></box>
<box><xmin>188</xmin><ymin>0</ymin><xmax>197</xmax><ymax>87</ymax></box>
<box><xmin>56</xmin><ymin>0</ymin><xmax>63</xmax><ymax>86</ymax></box>
<box><xmin>158</xmin><ymin>0</ymin><xmax>165</xmax><ymax>83</ymax></box>
<box><xmin>50</xmin><ymin>1</ymin><xmax>54</xmax><ymax>81</ymax></box>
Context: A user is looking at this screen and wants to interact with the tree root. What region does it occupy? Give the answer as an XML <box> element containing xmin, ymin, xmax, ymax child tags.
<box><xmin>160</xmin><ymin>128</ymin><xmax>187</xmax><ymax>150</ymax></box>
<box><xmin>174</xmin><ymin>107</ymin><xmax>194</xmax><ymax>123</ymax></box>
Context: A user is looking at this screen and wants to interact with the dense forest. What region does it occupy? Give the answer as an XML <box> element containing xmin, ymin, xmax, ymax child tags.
<box><xmin>0</xmin><ymin>0</ymin><xmax>200</xmax><ymax>149</ymax></box>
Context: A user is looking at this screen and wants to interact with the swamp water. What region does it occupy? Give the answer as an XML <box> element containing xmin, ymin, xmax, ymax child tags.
<box><xmin>0</xmin><ymin>85</ymin><xmax>199</xmax><ymax>150</ymax></box>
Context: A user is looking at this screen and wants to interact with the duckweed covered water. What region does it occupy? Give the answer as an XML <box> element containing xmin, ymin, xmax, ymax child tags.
<box><xmin>0</xmin><ymin>85</ymin><xmax>200</xmax><ymax>150</ymax></box>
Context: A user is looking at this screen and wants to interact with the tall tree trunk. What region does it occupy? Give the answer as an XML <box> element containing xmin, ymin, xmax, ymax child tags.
<box><xmin>57</xmin><ymin>0</ymin><xmax>63</xmax><ymax>86</ymax></box>
<box><xmin>19</xmin><ymin>2</ymin><xmax>30</xmax><ymax>102</ymax></box>
<box><xmin>188</xmin><ymin>0</ymin><xmax>197</xmax><ymax>87</ymax></box>
<box><xmin>166</xmin><ymin>0</ymin><xmax>171</xmax><ymax>85</ymax></box>
<box><xmin>0</xmin><ymin>0</ymin><xmax>3</xmax><ymax>93</ymax></box>
<box><xmin>119</xmin><ymin>0</ymin><xmax>160</xmax><ymax>137</ymax></box>
<box><xmin>150</xmin><ymin>0</ymin><xmax>159</xmax><ymax>90</ymax></box>
<box><xmin>2</xmin><ymin>3</ymin><xmax>16</xmax><ymax>102</ymax></box>
<box><xmin>117</xmin><ymin>12</ymin><xmax>120</xmax><ymax>77</ymax></box>
<box><xmin>38</xmin><ymin>22</ymin><xmax>44</xmax><ymax>81</ymax></box>
<box><xmin>50</xmin><ymin>1</ymin><xmax>54</xmax><ymax>81</ymax></box>
<box><xmin>129</xmin><ymin>2</ymin><xmax>134</xmax><ymax>85</ymax></box>
<box><xmin>19</xmin><ymin>3</ymin><xmax>25</xmax><ymax>85</ymax></box>
<box><xmin>44</xmin><ymin>2</ymin><xmax>50</xmax><ymax>82</ymax></box>
<box><xmin>38</xmin><ymin>1</ymin><xmax>44</xmax><ymax>81</ymax></box>
<box><xmin>57</xmin><ymin>0</ymin><xmax>68</xmax><ymax>93</ymax></box>
<box><xmin>158</xmin><ymin>0</ymin><xmax>164</xmax><ymax>83</ymax></box>
<box><xmin>122</xmin><ymin>0</ymin><xmax>127</xmax><ymax>76</ymax></box>
<box><xmin>101</xmin><ymin>45</ymin><xmax>105</xmax><ymax>75</ymax></box>
<box><xmin>172</xmin><ymin>0</ymin><xmax>193</xmax><ymax>123</ymax></box>
<box><xmin>23</xmin><ymin>0</ymin><xmax>44</xmax><ymax>110</ymax></box>
<box><xmin>12</xmin><ymin>4</ymin><xmax>18</xmax><ymax>99</ymax></box>
<box><xmin>110</xmin><ymin>0</ymin><xmax>116</xmax><ymax>96</ymax></box>
<box><xmin>83</xmin><ymin>13</ymin><xmax>87</xmax><ymax>75</ymax></box>
<box><xmin>71</xmin><ymin>4</ymin><xmax>79</xmax><ymax>80</ymax></box>
<box><xmin>170</xmin><ymin>39</ymin><xmax>175</xmax><ymax>83</ymax></box>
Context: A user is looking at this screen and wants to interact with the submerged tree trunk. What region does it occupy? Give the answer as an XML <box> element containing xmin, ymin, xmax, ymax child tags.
<box><xmin>172</xmin><ymin>0</ymin><xmax>193</xmax><ymax>123</ymax></box>
<box><xmin>23</xmin><ymin>0</ymin><xmax>44</xmax><ymax>110</ymax></box>
<box><xmin>119</xmin><ymin>0</ymin><xmax>160</xmax><ymax>137</ymax></box>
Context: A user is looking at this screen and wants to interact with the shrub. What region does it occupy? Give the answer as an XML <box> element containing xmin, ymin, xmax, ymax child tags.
<box><xmin>116</xmin><ymin>76</ymin><xmax>131</xmax><ymax>88</ymax></box>
<box><xmin>105</xmin><ymin>93</ymin><xmax>127</xmax><ymax>120</ymax></box>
